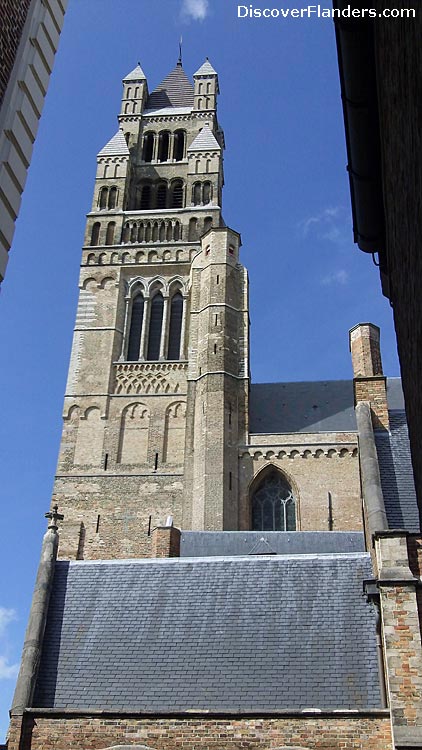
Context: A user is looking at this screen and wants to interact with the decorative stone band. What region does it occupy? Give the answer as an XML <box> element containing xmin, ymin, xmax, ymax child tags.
<box><xmin>114</xmin><ymin>361</ymin><xmax>188</xmax><ymax>395</ymax></box>
<box><xmin>240</xmin><ymin>445</ymin><xmax>358</xmax><ymax>461</ymax></box>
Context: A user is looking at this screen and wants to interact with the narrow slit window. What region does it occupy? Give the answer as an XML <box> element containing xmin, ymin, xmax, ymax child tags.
<box><xmin>147</xmin><ymin>292</ymin><xmax>164</xmax><ymax>360</ymax></box>
<box><xmin>167</xmin><ymin>293</ymin><xmax>183</xmax><ymax>360</ymax></box>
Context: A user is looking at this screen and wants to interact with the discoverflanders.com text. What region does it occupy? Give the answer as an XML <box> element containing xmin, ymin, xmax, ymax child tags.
<box><xmin>237</xmin><ymin>5</ymin><xmax>416</xmax><ymax>18</ymax></box>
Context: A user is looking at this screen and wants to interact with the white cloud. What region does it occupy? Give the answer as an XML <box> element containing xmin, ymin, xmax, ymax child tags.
<box><xmin>0</xmin><ymin>608</ymin><xmax>16</xmax><ymax>637</ymax></box>
<box><xmin>321</xmin><ymin>269</ymin><xmax>349</xmax><ymax>286</ymax></box>
<box><xmin>0</xmin><ymin>607</ymin><xmax>19</xmax><ymax>681</ymax></box>
<box><xmin>299</xmin><ymin>206</ymin><xmax>352</xmax><ymax>248</ymax></box>
<box><xmin>181</xmin><ymin>0</ymin><xmax>209</xmax><ymax>21</ymax></box>
<box><xmin>0</xmin><ymin>656</ymin><xmax>19</xmax><ymax>680</ymax></box>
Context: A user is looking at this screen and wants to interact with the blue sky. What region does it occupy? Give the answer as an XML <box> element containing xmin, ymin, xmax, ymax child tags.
<box><xmin>0</xmin><ymin>0</ymin><xmax>400</xmax><ymax>738</ymax></box>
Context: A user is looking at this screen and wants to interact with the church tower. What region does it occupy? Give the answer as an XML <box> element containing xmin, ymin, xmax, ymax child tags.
<box><xmin>54</xmin><ymin>57</ymin><xmax>249</xmax><ymax>560</ymax></box>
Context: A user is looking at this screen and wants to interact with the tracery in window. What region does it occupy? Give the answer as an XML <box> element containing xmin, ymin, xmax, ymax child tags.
<box><xmin>251</xmin><ymin>470</ymin><xmax>296</xmax><ymax>531</ymax></box>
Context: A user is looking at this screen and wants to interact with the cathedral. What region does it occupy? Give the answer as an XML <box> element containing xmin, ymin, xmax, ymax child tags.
<box><xmin>7</xmin><ymin>56</ymin><xmax>422</xmax><ymax>750</ymax></box>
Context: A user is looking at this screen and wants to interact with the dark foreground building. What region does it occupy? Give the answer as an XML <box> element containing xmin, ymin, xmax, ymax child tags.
<box><xmin>333</xmin><ymin>0</ymin><xmax>422</xmax><ymax>525</ymax></box>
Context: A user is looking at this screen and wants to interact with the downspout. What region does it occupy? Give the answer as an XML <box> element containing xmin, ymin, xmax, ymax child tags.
<box><xmin>11</xmin><ymin>506</ymin><xmax>63</xmax><ymax>715</ymax></box>
<box><xmin>355</xmin><ymin>400</ymin><xmax>388</xmax><ymax>537</ymax></box>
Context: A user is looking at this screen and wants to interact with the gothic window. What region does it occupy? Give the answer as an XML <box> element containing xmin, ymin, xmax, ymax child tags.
<box><xmin>108</xmin><ymin>186</ymin><xmax>118</xmax><ymax>209</ymax></box>
<box><xmin>105</xmin><ymin>221</ymin><xmax>115</xmax><ymax>246</ymax></box>
<box><xmin>146</xmin><ymin>292</ymin><xmax>164</xmax><ymax>360</ymax></box>
<box><xmin>142</xmin><ymin>132</ymin><xmax>154</xmax><ymax>162</ymax></box>
<box><xmin>251</xmin><ymin>470</ymin><xmax>296</xmax><ymax>531</ymax></box>
<box><xmin>158</xmin><ymin>131</ymin><xmax>170</xmax><ymax>162</ymax></box>
<box><xmin>156</xmin><ymin>183</ymin><xmax>167</xmax><ymax>209</ymax></box>
<box><xmin>90</xmin><ymin>222</ymin><xmax>101</xmax><ymax>246</ymax></box>
<box><xmin>171</xmin><ymin>180</ymin><xmax>184</xmax><ymax>208</ymax></box>
<box><xmin>140</xmin><ymin>184</ymin><xmax>152</xmax><ymax>210</ymax></box>
<box><xmin>174</xmin><ymin>130</ymin><xmax>186</xmax><ymax>162</ymax></box>
<box><xmin>203</xmin><ymin>181</ymin><xmax>212</xmax><ymax>204</ymax></box>
<box><xmin>167</xmin><ymin>292</ymin><xmax>183</xmax><ymax>360</ymax></box>
<box><xmin>193</xmin><ymin>182</ymin><xmax>201</xmax><ymax>206</ymax></box>
<box><xmin>99</xmin><ymin>187</ymin><xmax>108</xmax><ymax>209</ymax></box>
<box><xmin>127</xmin><ymin>294</ymin><xmax>144</xmax><ymax>361</ymax></box>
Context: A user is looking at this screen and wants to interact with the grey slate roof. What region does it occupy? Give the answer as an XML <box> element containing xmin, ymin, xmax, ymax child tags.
<box><xmin>34</xmin><ymin>554</ymin><xmax>380</xmax><ymax>712</ymax></box>
<box><xmin>188</xmin><ymin>124</ymin><xmax>221</xmax><ymax>151</ymax></box>
<box><xmin>249</xmin><ymin>380</ymin><xmax>356</xmax><ymax>434</ymax></box>
<box><xmin>98</xmin><ymin>129</ymin><xmax>129</xmax><ymax>157</ymax></box>
<box><xmin>375</xmin><ymin>411</ymin><xmax>420</xmax><ymax>532</ymax></box>
<box><xmin>146</xmin><ymin>63</ymin><xmax>194</xmax><ymax>110</ymax></box>
<box><xmin>180</xmin><ymin>531</ymin><xmax>366</xmax><ymax>557</ymax></box>
<box><xmin>194</xmin><ymin>58</ymin><xmax>218</xmax><ymax>76</ymax></box>
<box><xmin>123</xmin><ymin>63</ymin><xmax>146</xmax><ymax>81</ymax></box>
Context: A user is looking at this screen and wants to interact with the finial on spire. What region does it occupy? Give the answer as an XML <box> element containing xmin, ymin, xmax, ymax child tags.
<box><xmin>45</xmin><ymin>504</ymin><xmax>64</xmax><ymax>531</ymax></box>
<box><xmin>178</xmin><ymin>36</ymin><xmax>183</xmax><ymax>66</ymax></box>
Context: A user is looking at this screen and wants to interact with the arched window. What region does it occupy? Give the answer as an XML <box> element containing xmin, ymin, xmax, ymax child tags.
<box><xmin>105</xmin><ymin>221</ymin><xmax>115</xmax><ymax>246</ymax></box>
<box><xmin>108</xmin><ymin>187</ymin><xmax>118</xmax><ymax>209</ymax></box>
<box><xmin>147</xmin><ymin>292</ymin><xmax>164</xmax><ymax>361</ymax></box>
<box><xmin>156</xmin><ymin>183</ymin><xmax>167</xmax><ymax>209</ymax></box>
<box><xmin>171</xmin><ymin>180</ymin><xmax>183</xmax><ymax>208</ymax></box>
<box><xmin>125</xmin><ymin>132</ymin><xmax>130</xmax><ymax>145</ymax></box>
<box><xmin>127</xmin><ymin>294</ymin><xmax>144</xmax><ymax>361</ymax></box>
<box><xmin>174</xmin><ymin>221</ymin><xmax>180</xmax><ymax>241</ymax></box>
<box><xmin>140</xmin><ymin>184</ymin><xmax>152</xmax><ymax>210</ymax></box>
<box><xmin>127</xmin><ymin>87</ymin><xmax>132</xmax><ymax>98</ymax></box>
<box><xmin>203</xmin><ymin>216</ymin><xmax>213</xmax><ymax>234</ymax></box>
<box><xmin>167</xmin><ymin>293</ymin><xmax>183</xmax><ymax>360</ymax></box>
<box><xmin>158</xmin><ymin>131</ymin><xmax>170</xmax><ymax>162</ymax></box>
<box><xmin>142</xmin><ymin>132</ymin><xmax>154</xmax><ymax>162</ymax></box>
<box><xmin>134</xmin><ymin>87</ymin><xmax>139</xmax><ymax>98</ymax></box>
<box><xmin>99</xmin><ymin>187</ymin><xmax>108</xmax><ymax>209</ymax></box>
<box><xmin>122</xmin><ymin>222</ymin><xmax>130</xmax><ymax>243</ymax></box>
<box><xmin>90</xmin><ymin>222</ymin><xmax>101</xmax><ymax>246</ymax></box>
<box><xmin>203</xmin><ymin>181</ymin><xmax>212</xmax><ymax>204</ymax></box>
<box><xmin>188</xmin><ymin>217</ymin><xmax>198</xmax><ymax>241</ymax></box>
<box><xmin>251</xmin><ymin>470</ymin><xmax>296</xmax><ymax>531</ymax></box>
<box><xmin>174</xmin><ymin>130</ymin><xmax>186</xmax><ymax>162</ymax></box>
<box><xmin>193</xmin><ymin>182</ymin><xmax>201</xmax><ymax>206</ymax></box>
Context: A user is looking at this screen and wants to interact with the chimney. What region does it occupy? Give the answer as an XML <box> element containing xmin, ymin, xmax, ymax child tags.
<box><xmin>349</xmin><ymin>323</ymin><xmax>389</xmax><ymax>430</ymax></box>
<box><xmin>151</xmin><ymin>516</ymin><xmax>181</xmax><ymax>558</ymax></box>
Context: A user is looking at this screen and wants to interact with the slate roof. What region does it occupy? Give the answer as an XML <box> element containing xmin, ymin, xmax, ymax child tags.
<box><xmin>375</xmin><ymin>411</ymin><xmax>420</xmax><ymax>532</ymax></box>
<box><xmin>123</xmin><ymin>63</ymin><xmax>146</xmax><ymax>81</ymax></box>
<box><xmin>98</xmin><ymin>129</ymin><xmax>129</xmax><ymax>157</ymax></box>
<box><xmin>188</xmin><ymin>124</ymin><xmax>221</xmax><ymax>151</ymax></box>
<box><xmin>34</xmin><ymin>554</ymin><xmax>380</xmax><ymax>712</ymax></box>
<box><xmin>249</xmin><ymin>380</ymin><xmax>356</xmax><ymax>434</ymax></box>
<box><xmin>146</xmin><ymin>63</ymin><xmax>194</xmax><ymax>110</ymax></box>
<box><xmin>194</xmin><ymin>58</ymin><xmax>218</xmax><ymax>76</ymax></box>
<box><xmin>180</xmin><ymin>531</ymin><xmax>366</xmax><ymax>557</ymax></box>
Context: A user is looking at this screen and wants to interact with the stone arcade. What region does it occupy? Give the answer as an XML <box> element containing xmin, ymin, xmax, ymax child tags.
<box><xmin>7</xmin><ymin>57</ymin><xmax>422</xmax><ymax>750</ymax></box>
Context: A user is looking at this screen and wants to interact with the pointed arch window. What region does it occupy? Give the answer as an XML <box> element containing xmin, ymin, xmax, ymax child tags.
<box><xmin>146</xmin><ymin>292</ymin><xmax>164</xmax><ymax>361</ymax></box>
<box><xmin>251</xmin><ymin>470</ymin><xmax>296</xmax><ymax>531</ymax></box>
<box><xmin>127</xmin><ymin>294</ymin><xmax>144</xmax><ymax>361</ymax></box>
<box><xmin>167</xmin><ymin>293</ymin><xmax>183</xmax><ymax>360</ymax></box>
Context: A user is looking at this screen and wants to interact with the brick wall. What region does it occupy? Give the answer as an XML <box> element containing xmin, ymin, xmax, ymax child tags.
<box><xmin>7</xmin><ymin>713</ymin><xmax>393</xmax><ymax>750</ymax></box>
<box><xmin>374</xmin><ymin>1</ymin><xmax>422</xmax><ymax>520</ymax></box>
<box><xmin>353</xmin><ymin>377</ymin><xmax>389</xmax><ymax>431</ymax></box>
<box><xmin>0</xmin><ymin>0</ymin><xmax>32</xmax><ymax>105</ymax></box>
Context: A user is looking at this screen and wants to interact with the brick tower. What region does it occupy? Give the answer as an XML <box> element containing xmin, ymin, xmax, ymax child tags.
<box><xmin>54</xmin><ymin>57</ymin><xmax>249</xmax><ymax>560</ymax></box>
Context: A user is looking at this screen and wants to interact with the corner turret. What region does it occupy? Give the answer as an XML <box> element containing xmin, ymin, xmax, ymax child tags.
<box><xmin>193</xmin><ymin>58</ymin><xmax>219</xmax><ymax>112</ymax></box>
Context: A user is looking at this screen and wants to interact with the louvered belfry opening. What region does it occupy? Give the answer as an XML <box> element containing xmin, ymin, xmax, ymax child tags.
<box><xmin>127</xmin><ymin>294</ymin><xmax>144</xmax><ymax>361</ymax></box>
<box><xmin>167</xmin><ymin>293</ymin><xmax>183</xmax><ymax>360</ymax></box>
<box><xmin>156</xmin><ymin>183</ymin><xmax>167</xmax><ymax>209</ymax></box>
<box><xmin>147</xmin><ymin>292</ymin><xmax>164</xmax><ymax>360</ymax></box>
<box><xmin>171</xmin><ymin>180</ymin><xmax>183</xmax><ymax>208</ymax></box>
